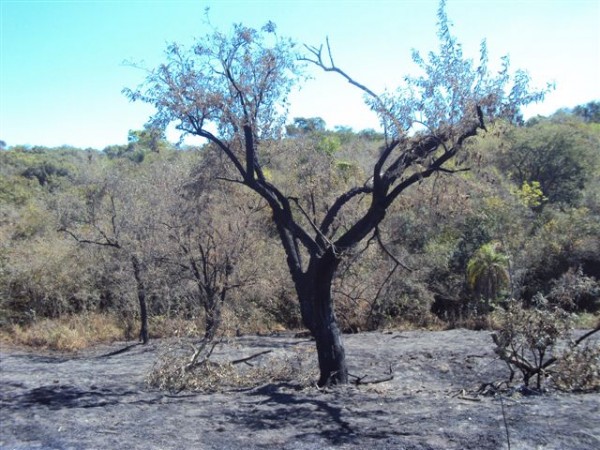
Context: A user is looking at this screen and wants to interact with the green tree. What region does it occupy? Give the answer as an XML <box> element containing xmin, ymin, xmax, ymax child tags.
<box><xmin>127</xmin><ymin>126</ymin><xmax>170</xmax><ymax>154</ymax></box>
<box><xmin>573</xmin><ymin>100</ymin><xmax>600</xmax><ymax>123</ymax></box>
<box><xmin>286</xmin><ymin>117</ymin><xmax>326</xmax><ymax>136</ymax></box>
<box><xmin>126</xmin><ymin>3</ymin><xmax>547</xmax><ymax>386</ymax></box>
<box><xmin>466</xmin><ymin>242</ymin><xmax>510</xmax><ymax>311</ymax></box>
<box><xmin>103</xmin><ymin>127</ymin><xmax>171</xmax><ymax>162</ymax></box>
<box><xmin>515</xmin><ymin>180</ymin><xmax>547</xmax><ymax>208</ymax></box>
<box><xmin>518</xmin><ymin>205</ymin><xmax>600</xmax><ymax>303</ymax></box>
<box><xmin>494</xmin><ymin>118</ymin><xmax>598</xmax><ymax>206</ymax></box>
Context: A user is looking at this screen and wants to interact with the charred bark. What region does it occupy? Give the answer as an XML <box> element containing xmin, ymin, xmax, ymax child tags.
<box><xmin>297</xmin><ymin>249</ymin><xmax>348</xmax><ymax>386</ymax></box>
<box><xmin>131</xmin><ymin>255</ymin><xmax>149</xmax><ymax>344</ymax></box>
<box><xmin>203</xmin><ymin>289</ymin><xmax>225</xmax><ymax>342</ymax></box>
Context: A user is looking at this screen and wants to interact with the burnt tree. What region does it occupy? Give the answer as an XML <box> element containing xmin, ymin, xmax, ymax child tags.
<box><xmin>125</xmin><ymin>4</ymin><xmax>547</xmax><ymax>385</ymax></box>
<box><xmin>163</xmin><ymin>177</ymin><xmax>259</xmax><ymax>343</ymax></box>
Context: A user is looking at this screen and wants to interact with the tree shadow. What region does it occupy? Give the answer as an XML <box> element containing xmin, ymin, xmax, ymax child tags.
<box><xmin>91</xmin><ymin>343</ymin><xmax>140</xmax><ymax>359</ymax></box>
<box><xmin>221</xmin><ymin>382</ymin><xmax>419</xmax><ymax>446</ymax></box>
<box><xmin>243</xmin><ymin>383</ymin><xmax>356</xmax><ymax>446</ymax></box>
<box><xmin>1</xmin><ymin>342</ymin><xmax>151</xmax><ymax>365</ymax></box>
<box><xmin>1</xmin><ymin>384</ymin><xmax>163</xmax><ymax>411</ymax></box>
<box><xmin>4</xmin><ymin>353</ymin><xmax>69</xmax><ymax>364</ymax></box>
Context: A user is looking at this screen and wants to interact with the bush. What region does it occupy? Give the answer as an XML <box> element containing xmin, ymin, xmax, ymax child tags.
<box><xmin>552</xmin><ymin>344</ymin><xmax>600</xmax><ymax>392</ymax></box>
<box><xmin>492</xmin><ymin>296</ymin><xmax>599</xmax><ymax>392</ymax></box>
<box><xmin>547</xmin><ymin>267</ymin><xmax>600</xmax><ymax>312</ymax></box>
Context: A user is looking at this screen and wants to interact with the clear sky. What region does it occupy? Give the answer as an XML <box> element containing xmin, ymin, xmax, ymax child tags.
<box><xmin>1</xmin><ymin>0</ymin><xmax>599</xmax><ymax>149</ymax></box>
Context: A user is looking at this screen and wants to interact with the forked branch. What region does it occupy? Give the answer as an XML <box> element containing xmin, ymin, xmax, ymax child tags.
<box><xmin>302</xmin><ymin>38</ymin><xmax>404</xmax><ymax>136</ymax></box>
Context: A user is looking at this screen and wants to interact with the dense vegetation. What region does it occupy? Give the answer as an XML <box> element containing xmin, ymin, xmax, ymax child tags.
<box><xmin>1</xmin><ymin>103</ymin><xmax>599</xmax><ymax>348</ymax></box>
<box><xmin>1</xmin><ymin>0</ymin><xmax>599</xmax><ymax>389</ymax></box>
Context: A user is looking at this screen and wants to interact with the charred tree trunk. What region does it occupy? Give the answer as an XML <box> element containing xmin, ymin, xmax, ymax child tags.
<box><xmin>131</xmin><ymin>255</ymin><xmax>149</xmax><ymax>344</ymax></box>
<box><xmin>298</xmin><ymin>249</ymin><xmax>348</xmax><ymax>386</ymax></box>
<box><xmin>203</xmin><ymin>289</ymin><xmax>223</xmax><ymax>342</ymax></box>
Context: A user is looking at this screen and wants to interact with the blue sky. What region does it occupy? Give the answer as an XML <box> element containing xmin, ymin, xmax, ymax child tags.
<box><xmin>1</xmin><ymin>0</ymin><xmax>599</xmax><ymax>149</ymax></box>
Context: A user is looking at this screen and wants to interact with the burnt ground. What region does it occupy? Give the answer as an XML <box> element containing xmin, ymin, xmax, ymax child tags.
<box><xmin>1</xmin><ymin>329</ymin><xmax>599</xmax><ymax>450</ymax></box>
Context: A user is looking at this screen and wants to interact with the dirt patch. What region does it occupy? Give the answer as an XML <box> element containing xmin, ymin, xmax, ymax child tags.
<box><xmin>1</xmin><ymin>330</ymin><xmax>599</xmax><ymax>449</ymax></box>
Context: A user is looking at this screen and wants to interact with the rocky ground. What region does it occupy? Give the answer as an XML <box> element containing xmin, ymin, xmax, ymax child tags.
<box><xmin>1</xmin><ymin>329</ymin><xmax>599</xmax><ymax>450</ymax></box>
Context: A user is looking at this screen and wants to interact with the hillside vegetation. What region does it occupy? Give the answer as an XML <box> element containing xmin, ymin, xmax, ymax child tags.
<box><xmin>1</xmin><ymin>104</ymin><xmax>599</xmax><ymax>349</ymax></box>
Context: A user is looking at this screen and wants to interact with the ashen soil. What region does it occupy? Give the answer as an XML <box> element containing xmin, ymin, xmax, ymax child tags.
<box><xmin>1</xmin><ymin>329</ymin><xmax>599</xmax><ymax>450</ymax></box>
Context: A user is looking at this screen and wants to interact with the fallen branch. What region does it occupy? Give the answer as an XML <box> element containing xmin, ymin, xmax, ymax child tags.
<box><xmin>350</xmin><ymin>374</ymin><xmax>394</xmax><ymax>385</ymax></box>
<box><xmin>472</xmin><ymin>381</ymin><xmax>511</xmax><ymax>397</ymax></box>
<box><xmin>231</xmin><ymin>350</ymin><xmax>272</xmax><ymax>366</ymax></box>
<box><xmin>574</xmin><ymin>324</ymin><xmax>600</xmax><ymax>346</ymax></box>
<box><xmin>348</xmin><ymin>363</ymin><xmax>394</xmax><ymax>385</ymax></box>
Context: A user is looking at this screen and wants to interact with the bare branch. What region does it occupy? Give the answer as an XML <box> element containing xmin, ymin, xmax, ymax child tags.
<box><xmin>288</xmin><ymin>196</ymin><xmax>334</xmax><ymax>253</ymax></box>
<box><xmin>301</xmin><ymin>39</ymin><xmax>404</xmax><ymax>136</ymax></box>
<box><xmin>215</xmin><ymin>176</ymin><xmax>246</xmax><ymax>185</ymax></box>
<box><xmin>251</xmin><ymin>181</ymin><xmax>319</xmax><ymax>256</ymax></box>
<box><xmin>373</xmin><ymin>139</ymin><xmax>400</xmax><ymax>193</ymax></box>
<box><xmin>302</xmin><ymin>39</ymin><xmax>381</xmax><ymax>104</ymax></box>
<box><xmin>375</xmin><ymin>228</ymin><xmax>413</xmax><ymax>272</ymax></box>
<box><xmin>437</xmin><ymin>167</ymin><xmax>470</xmax><ymax>174</ymax></box>
<box><xmin>320</xmin><ymin>186</ymin><xmax>373</xmax><ymax>237</ymax></box>
<box><xmin>539</xmin><ymin>324</ymin><xmax>600</xmax><ymax>371</ymax></box>
<box><xmin>186</xmin><ymin>117</ymin><xmax>248</xmax><ymax>178</ymax></box>
<box><xmin>348</xmin><ymin>363</ymin><xmax>394</xmax><ymax>385</ymax></box>
<box><xmin>187</xmin><ymin>336</ymin><xmax>223</xmax><ymax>370</ymax></box>
<box><xmin>384</xmin><ymin>118</ymin><xmax>481</xmax><ymax>206</ymax></box>
<box><xmin>59</xmin><ymin>228</ymin><xmax>121</xmax><ymax>249</ymax></box>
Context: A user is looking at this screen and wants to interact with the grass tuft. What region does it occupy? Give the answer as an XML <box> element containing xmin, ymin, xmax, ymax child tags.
<box><xmin>2</xmin><ymin>313</ymin><xmax>126</xmax><ymax>351</ymax></box>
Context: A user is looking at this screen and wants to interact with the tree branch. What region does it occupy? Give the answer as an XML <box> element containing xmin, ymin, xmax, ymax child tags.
<box><xmin>373</xmin><ymin>139</ymin><xmax>400</xmax><ymax>194</ymax></box>
<box><xmin>187</xmin><ymin>117</ymin><xmax>248</xmax><ymax>178</ymax></box>
<box><xmin>215</xmin><ymin>176</ymin><xmax>246</xmax><ymax>185</ymax></box>
<box><xmin>320</xmin><ymin>186</ymin><xmax>373</xmax><ymax>237</ymax></box>
<box><xmin>385</xmin><ymin>118</ymin><xmax>481</xmax><ymax>206</ymax></box>
<box><xmin>302</xmin><ymin>38</ymin><xmax>404</xmax><ymax>136</ymax></box>
<box><xmin>288</xmin><ymin>196</ymin><xmax>333</xmax><ymax>253</ymax></box>
<box><xmin>244</xmin><ymin>125</ymin><xmax>255</xmax><ymax>182</ymax></box>
<box><xmin>252</xmin><ymin>181</ymin><xmax>319</xmax><ymax>255</ymax></box>
<box><xmin>539</xmin><ymin>324</ymin><xmax>600</xmax><ymax>371</ymax></box>
<box><xmin>59</xmin><ymin>228</ymin><xmax>121</xmax><ymax>249</ymax></box>
<box><xmin>374</xmin><ymin>227</ymin><xmax>413</xmax><ymax>272</ymax></box>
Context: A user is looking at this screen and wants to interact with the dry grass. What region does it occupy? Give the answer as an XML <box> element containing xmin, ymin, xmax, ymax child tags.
<box><xmin>220</xmin><ymin>304</ymin><xmax>290</xmax><ymax>336</ymax></box>
<box><xmin>1</xmin><ymin>314</ymin><xmax>210</xmax><ymax>351</ymax></box>
<box><xmin>148</xmin><ymin>315</ymin><xmax>205</xmax><ymax>340</ymax></box>
<box><xmin>3</xmin><ymin>313</ymin><xmax>126</xmax><ymax>351</ymax></box>
<box><xmin>440</xmin><ymin>311</ymin><xmax>504</xmax><ymax>331</ymax></box>
<box><xmin>0</xmin><ymin>310</ymin><xmax>290</xmax><ymax>352</ymax></box>
<box><xmin>387</xmin><ymin>317</ymin><xmax>446</xmax><ymax>332</ymax></box>
<box><xmin>572</xmin><ymin>312</ymin><xmax>600</xmax><ymax>329</ymax></box>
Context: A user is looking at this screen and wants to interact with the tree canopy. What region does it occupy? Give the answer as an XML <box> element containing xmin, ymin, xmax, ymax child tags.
<box><xmin>120</xmin><ymin>1</ymin><xmax>553</xmax><ymax>386</ymax></box>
